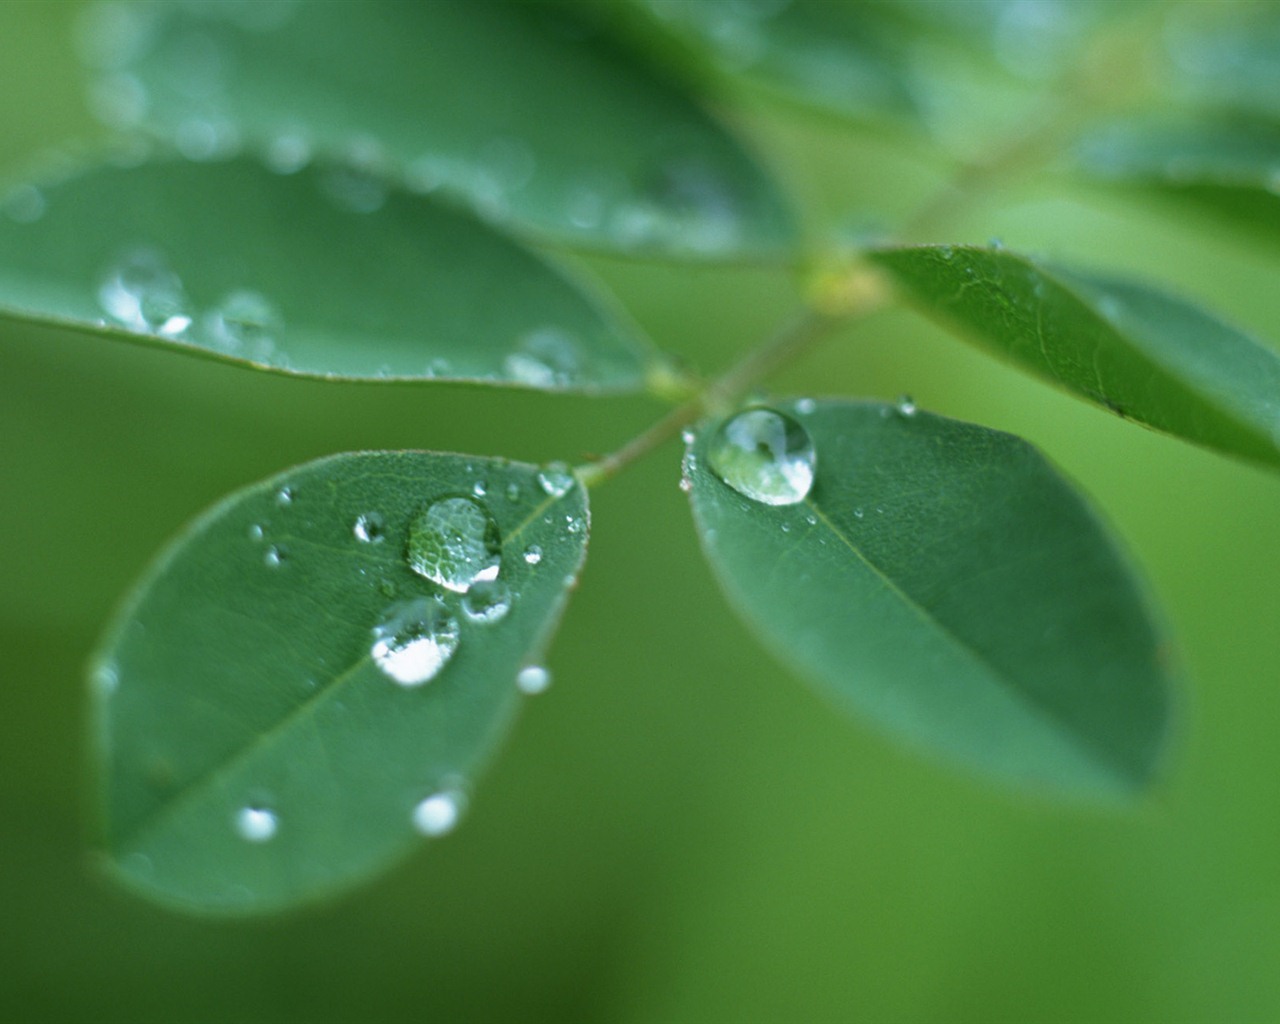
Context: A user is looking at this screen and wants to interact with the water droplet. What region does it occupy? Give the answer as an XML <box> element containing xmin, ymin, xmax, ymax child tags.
<box><xmin>3</xmin><ymin>184</ymin><xmax>45</xmax><ymax>223</ymax></box>
<box><xmin>678</xmin><ymin>476</ymin><xmax>693</xmax><ymax>494</ymax></box>
<box><xmin>93</xmin><ymin>662</ymin><xmax>120</xmax><ymax>695</ymax></box>
<box><xmin>681</xmin><ymin>428</ymin><xmax>696</xmax><ymax>445</ymax></box>
<box><xmin>205</xmin><ymin>289</ymin><xmax>282</xmax><ymax>361</ymax></box>
<box><xmin>523</xmin><ymin>545</ymin><xmax>543</xmax><ymax>566</ymax></box>
<box><xmin>263</xmin><ymin>545</ymin><xmax>285</xmax><ymax>568</ymax></box>
<box><xmin>853</xmin><ymin>507</ymin><xmax>864</xmax><ymax>519</ymax></box>
<box><xmin>505</xmin><ymin>482</ymin><xmax>521</xmax><ymax>503</ymax></box>
<box><xmin>472</xmin><ymin>479</ymin><xmax>488</xmax><ymax>498</ymax></box>
<box><xmin>275</xmin><ymin>486</ymin><xmax>294</xmax><ymax>507</ymax></box>
<box><xmin>537</xmin><ymin>462</ymin><xmax>575</xmax><ymax>498</ymax></box>
<box><xmin>566</xmin><ymin>516</ymin><xmax>584</xmax><ymax>535</ymax></box>
<box><xmin>265</xmin><ymin>130</ymin><xmax>312</xmax><ymax>174</ymax></box>
<box><xmin>504</xmin><ymin>327</ymin><xmax>583</xmax><ymax>388</ymax></box>
<box><xmin>707</xmin><ymin>408</ymin><xmax>816</xmax><ymax>506</ymax></box>
<box><xmin>461</xmin><ymin>579</ymin><xmax>512</xmax><ymax>624</ymax></box>
<box><xmin>353</xmin><ymin>513</ymin><xmax>384</xmax><ymax>543</ymax></box>
<box><xmin>516</xmin><ymin>665</ymin><xmax>551</xmax><ymax>695</ymax></box>
<box><xmin>412</xmin><ymin>789</ymin><xmax>466</xmax><ymax>837</ymax></box>
<box><xmin>247</xmin><ymin>523</ymin><xmax>265</xmax><ymax>541</ymax></box>
<box><xmin>97</xmin><ymin>247</ymin><xmax>191</xmax><ymax>335</ymax></box>
<box><xmin>895</xmin><ymin>395</ymin><xmax>917</xmax><ymax>417</ymax></box>
<box><xmin>795</xmin><ymin>398</ymin><xmax>816</xmax><ymax>415</ymax></box>
<box><xmin>407</xmin><ymin>497</ymin><xmax>501</xmax><ymax>593</ymax></box>
<box><xmin>236</xmin><ymin>806</ymin><xmax>278</xmax><ymax>842</ymax></box>
<box><xmin>371</xmin><ymin>597</ymin><xmax>460</xmax><ymax>686</ymax></box>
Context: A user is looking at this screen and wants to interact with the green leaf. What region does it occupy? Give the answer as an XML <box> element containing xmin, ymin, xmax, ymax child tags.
<box><xmin>1074</xmin><ymin>115</ymin><xmax>1280</xmax><ymax>245</ymax></box>
<box><xmin>90</xmin><ymin>451</ymin><xmax>588</xmax><ymax>915</ymax></box>
<box><xmin>687</xmin><ymin>400</ymin><xmax>1173</xmax><ymax>797</ymax></box>
<box><xmin>635</xmin><ymin>0</ymin><xmax>920</xmax><ymax>126</ymax></box>
<box><xmin>0</xmin><ymin>155</ymin><xmax>657</xmax><ymax>389</ymax></box>
<box><xmin>868</xmin><ymin>244</ymin><xmax>1280</xmax><ymax>469</ymax></box>
<box><xmin>81</xmin><ymin>0</ymin><xmax>795</xmax><ymax>261</ymax></box>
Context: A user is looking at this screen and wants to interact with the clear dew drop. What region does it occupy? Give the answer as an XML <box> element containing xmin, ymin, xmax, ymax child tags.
<box><xmin>537</xmin><ymin>462</ymin><xmax>575</xmax><ymax>498</ymax></box>
<box><xmin>413</xmin><ymin>789</ymin><xmax>466</xmax><ymax>837</ymax></box>
<box><xmin>370</xmin><ymin>597</ymin><xmax>461</xmax><ymax>687</ymax></box>
<box><xmin>353</xmin><ymin>512</ymin><xmax>385</xmax><ymax>544</ymax></box>
<box><xmin>205</xmin><ymin>289</ymin><xmax>282</xmax><ymax>361</ymax></box>
<box><xmin>523</xmin><ymin>544</ymin><xmax>543</xmax><ymax>566</ymax></box>
<box><xmin>97</xmin><ymin>247</ymin><xmax>192</xmax><ymax>336</ymax></box>
<box><xmin>461</xmin><ymin>579</ymin><xmax>512</xmax><ymax>625</ymax></box>
<box><xmin>472</xmin><ymin>479</ymin><xmax>487</xmax><ymax>498</ymax></box>
<box><xmin>505</xmin><ymin>481</ymin><xmax>521</xmax><ymax>503</ymax></box>
<box><xmin>236</xmin><ymin>806</ymin><xmax>278</xmax><ymax>843</ymax></box>
<box><xmin>275</xmin><ymin>486</ymin><xmax>294</xmax><ymax>507</ymax></box>
<box><xmin>895</xmin><ymin>394</ymin><xmax>917</xmax><ymax>417</ymax></box>
<box><xmin>247</xmin><ymin>522</ymin><xmax>265</xmax><ymax>542</ymax></box>
<box><xmin>263</xmin><ymin>545</ymin><xmax>285</xmax><ymax>568</ymax></box>
<box><xmin>707</xmin><ymin>408</ymin><xmax>816</xmax><ymax>506</ymax></box>
<box><xmin>407</xmin><ymin>496</ymin><xmax>502</xmax><ymax>593</ymax></box>
<box><xmin>795</xmin><ymin>398</ymin><xmax>816</xmax><ymax>415</ymax></box>
<box><xmin>516</xmin><ymin>665</ymin><xmax>551</xmax><ymax>695</ymax></box>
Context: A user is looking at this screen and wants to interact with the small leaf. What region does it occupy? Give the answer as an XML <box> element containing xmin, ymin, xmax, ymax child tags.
<box><xmin>80</xmin><ymin>0</ymin><xmax>795</xmax><ymax>261</ymax></box>
<box><xmin>1075</xmin><ymin>115</ymin><xmax>1280</xmax><ymax>244</ymax></box>
<box><xmin>688</xmin><ymin>400</ymin><xmax>1173</xmax><ymax>797</ymax></box>
<box><xmin>869</xmin><ymin>244</ymin><xmax>1280</xmax><ymax>468</ymax></box>
<box><xmin>0</xmin><ymin>156</ymin><xmax>657</xmax><ymax>389</ymax></box>
<box><xmin>636</xmin><ymin>0</ymin><xmax>920</xmax><ymax>125</ymax></box>
<box><xmin>90</xmin><ymin>451</ymin><xmax>589</xmax><ymax>914</ymax></box>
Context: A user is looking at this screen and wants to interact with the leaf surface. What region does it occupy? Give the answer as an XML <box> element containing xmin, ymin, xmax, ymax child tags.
<box><xmin>687</xmin><ymin>399</ymin><xmax>1173</xmax><ymax>796</ymax></box>
<box><xmin>80</xmin><ymin>0</ymin><xmax>795</xmax><ymax>260</ymax></box>
<box><xmin>91</xmin><ymin>451</ymin><xmax>588</xmax><ymax>914</ymax></box>
<box><xmin>869</xmin><ymin>244</ymin><xmax>1280</xmax><ymax>468</ymax></box>
<box><xmin>0</xmin><ymin>156</ymin><xmax>657</xmax><ymax>388</ymax></box>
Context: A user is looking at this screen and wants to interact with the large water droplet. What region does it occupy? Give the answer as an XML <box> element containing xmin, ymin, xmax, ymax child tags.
<box><xmin>236</xmin><ymin>806</ymin><xmax>278</xmax><ymax>843</ymax></box>
<box><xmin>413</xmin><ymin>789</ymin><xmax>466</xmax><ymax>836</ymax></box>
<box><xmin>516</xmin><ymin>665</ymin><xmax>551</xmax><ymax>695</ymax></box>
<box><xmin>536</xmin><ymin>462</ymin><xmax>575</xmax><ymax>498</ymax></box>
<box><xmin>461</xmin><ymin>579</ymin><xmax>512</xmax><ymax>625</ymax></box>
<box><xmin>407</xmin><ymin>497</ymin><xmax>501</xmax><ymax>593</ymax></box>
<box><xmin>206</xmin><ymin>289</ymin><xmax>282</xmax><ymax>361</ymax></box>
<box><xmin>97</xmin><ymin>247</ymin><xmax>192</xmax><ymax>336</ymax></box>
<box><xmin>370</xmin><ymin>597</ymin><xmax>460</xmax><ymax>686</ymax></box>
<box><xmin>707</xmin><ymin>408</ymin><xmax>816</xmax><ymax>506</ymax></box>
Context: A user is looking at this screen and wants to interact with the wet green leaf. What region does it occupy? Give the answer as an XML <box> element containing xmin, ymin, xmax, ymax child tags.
<box><xmin>90</xmin><ymin>451</ymin><xmax>589</xmax><ymax>914</ymax></box>
<box><xmin>688</xmin><ymin>399</ymin><xmax>1173</xmax><ymax>797</ymax></box>
<box><xmin>869</xmin><ymin>244</ymin><xmax>1280</xmax><ymax>468</ymax></box>
<box><xmin>81</xmin><ymin>0</ymin><xmax>795</xmax><ymax>260</ymax></box>
<box><xmin>0</xmin><ymin>156</ymin><xmax>657</xmax><ymax>389</ymax></box>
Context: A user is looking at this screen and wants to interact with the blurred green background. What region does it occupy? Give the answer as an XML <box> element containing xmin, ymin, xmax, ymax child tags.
<box><xmin>3</xmin><ymin>3</ymin><xmax>1280</xmax><ymax>1022</ymax></box>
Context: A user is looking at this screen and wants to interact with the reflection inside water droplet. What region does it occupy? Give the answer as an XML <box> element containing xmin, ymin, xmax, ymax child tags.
<box><xmin>895</xmin><ymin>394</ymin><xmax>917</xmax><ymax>417</ymax></box>
<box><xmin>236</xmin><ymin>806</ymin><xmax>278</xmax><ymax>842</ymax></box>
<box><xmin>707</xmin><ymin>408</ymin><xmax>816</xmax><ymax>506</ymax></box>
<box><xmin>97</xmin><ymin>247</ymin><xmax>192</xmax><ymax>336</ymax></box>
<box><xmin>407</xmin><ymin>496</ymin><xmax>501</xmax><ymax>593</ymax></box>
<box><xmin>370</xmin><ymin>597</ymin><xmax>460</xmax><ymax>686</ymax></box>
<box><xmin>413</xmin><ymin>789</ymin><xmax>466</xmax><ymax>836</ymax></box>
<box><xmin>353</xmin><ymin>512</ymin><xmax>384</xmax><ymax>544</ymax></box>
<box><xmin>523</xmin><ymin>545</ymin><xmax>542</xmax><ymax>566</ymax></box>
<box><xmin>537</xmin><ymin>463</ymin><xmax>575</xmax><ymax>498</ymax></box>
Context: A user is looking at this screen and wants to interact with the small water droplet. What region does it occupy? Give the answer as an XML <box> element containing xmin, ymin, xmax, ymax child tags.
<box><xmin>472</xmin><ymin>479</ymin><xmax>488</xmax><ymax>498</ymax></box>
<box><xmin>516</xmin><ymin>665</ymin><xmax>551</xmax><ymax>695</ymax></box>
<box><xmin>895</xmin><ymin>394</ymin><xmax>917</xmax><ymax>417</ymax></box>
<box><xmin>678</xmin><ymin>476</ymin><xmax>693</xmax><ymax>494</ymax></box>
<box><xmin>505</xmin><ymin>481</ymin><xmax>521</xmax><ymax>503</ymax></box>
<box><xmin>504</xmin><ymin>327</ymin><xmax>583</xmax><ymax>388</ymax></box>
<box><xmin>461</xmin><ymin>579</ymin><xmax>512</xmax><ymax>625</ymax></box>
<box><xmin>353</xmin><ymin>512</ymin><xmax>384</xmax><ymax>543</ymax></box>
<box><xmin>275</xmin><ymin>486</ymin><xmax>294</xmax><ymax>507</ymax></box>
<box><xmin>537</xmin><ymin>463</ymin><xmax>575</xmax><ymax>498</ymax></box>
<box><xmin>206</xmin><ymin>289</ymin><xmax>282</xmax><ymax>361</ymax></box>
<box><xmin>265</xmin><ymin>130</ymin><xmax>312</xmax><ymax>174</ymax></box>
<box><xmin>795</xmin><ymin>398</ymin><xmax>816</xmax><ymax>415</ymax></box>
<box><xmin>407</xmin><ymin>496</ymin><xmax>501</xmax><ymax>593</ymax></box>
<box><xmin>523</xmin><ymin>545</ymin><xmax>543</xmax><ymax>566</ymax></box>
<box><xmin>707</xmin><ymin>408</ymin><xmax>816</xmax><ymax>506</ymax></box>
<box><xmin>805</xmin><ymin>513</ymin><xmax>817</xmax><ymax>526</ymax></box>
<box><xmin>247</xmin><ymin>522</ymin><xmax>265</xmax><ymax>542</ymax></box>
<box><xmin>413</xmin><ymin>789</ymin><xmax>466</xmax><ymax>836</ymax></box>
<box><xmin>93</xmin><ymin>661</ymin><xmax>120</xmax><ymax>695</ymax></box>
<box><xmin>236</xmin><ymin>806</ymin><xmax>278</xmax><ymax>843</ymax></box>
<box><xmin>853</xmin><ymin>507</ymin><xmax>864</xmax><ymax>519</ymax></box>
<box><xmin>371</xmin><ymin>597</ymin><xmax>461</xmax><ymax>686</ymax></box>
<box><xmin>263</xmin><ymin>545</ymin><xmax>285</xmax><ymax>568</ymax></box>
<box><xmin>681</xmin><ymin>428</ymin><xmax>695</xmax><ymax>444</ymax></box>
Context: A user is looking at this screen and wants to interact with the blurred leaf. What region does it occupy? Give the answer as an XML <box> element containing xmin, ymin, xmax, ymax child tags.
<box><xmin>869</xmin><ymin>244</ymin><xmax>1280</xmax><ymax>469</ymax></box>
<box><xmin>0</xmin><ymin>155</ymin><xmax>658</xmax><ymax>389</ymax></box>
<box><xmin>1074</xmin><ymin>115</ymin><xmax>1280</xmax><ymax>245</ymax></box>
<box><xmin>1163</xmin><ymin>5</ymin><xmax>1280</xmax><ymax>122</ymax></box>
<box><xmin>80</xmin><ymin>0</ymin><xmax>795</xmax><ymax>261</ymax></box>
<box><xmin>91</xmin><ymin>450</ymin><xmax>588</xmax><ymax>914</ymax></box>
<box><xmin>687</xmin><ymin>399</ymin><xmax>1172</xmax><ymax>796</ymax></box>
<box><xmin>633</xmin><ymin>0</ymin><xmax>920</xmax><ymax>126</ymax></box>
